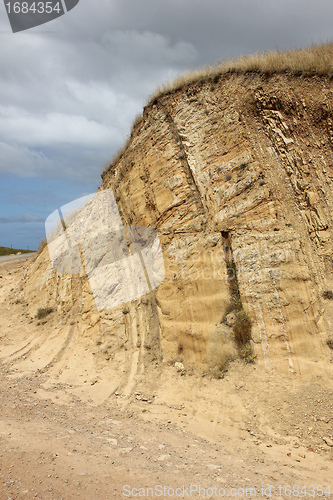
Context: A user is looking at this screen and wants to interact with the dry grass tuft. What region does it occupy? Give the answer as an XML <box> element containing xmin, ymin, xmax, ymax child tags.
<box><xmin>206</xmin><ymin>326</ymin><xmax>238</xmax><ymax>373</ymax></box>
<box><xmin>35</xmin><ymin>239</ymin><xmax>47</xmax><ymax>257</ymax></box>
<box><xmin>101</xmin><ymin>113</ymin><xmax>143</xmax><ymax>178</ymax></box>
<box><xmin>149</xmin><ymin>42</ymin><xmax>333</xmax><ymax>103</ymax></box>
<box><xmin>101</xmin><ymin>140</ymin><xmax>131</xmax><ymax>178</ymax></box>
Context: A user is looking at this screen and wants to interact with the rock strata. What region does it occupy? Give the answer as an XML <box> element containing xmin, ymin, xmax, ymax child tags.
<box><xmin>21</xmin><ymin>72</ymin><xmax>333</xmax><ymax>378</ymax></box>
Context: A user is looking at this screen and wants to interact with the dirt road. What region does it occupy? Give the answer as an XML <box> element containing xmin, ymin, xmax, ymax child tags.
<box><xmin>0</xmin><ymin>253</ymin><xmax>36</xmax><ymax>264</ymax></box>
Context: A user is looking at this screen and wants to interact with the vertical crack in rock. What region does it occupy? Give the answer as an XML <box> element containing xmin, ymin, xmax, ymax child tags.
<box><xmin>221</xmin><ymin>231</ymin><xmax>253</xmax><ymax>354</ymax></box>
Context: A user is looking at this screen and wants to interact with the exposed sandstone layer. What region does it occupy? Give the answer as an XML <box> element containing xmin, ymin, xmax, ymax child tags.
<box><xmin>20</xmin><ymin>72</ymin><xmax>333</xmax><ymax>380</ymax></box>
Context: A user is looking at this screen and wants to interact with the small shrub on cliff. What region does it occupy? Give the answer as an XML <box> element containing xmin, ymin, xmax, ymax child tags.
<box><xmin>323</xmin><ymin>290</ymin><xmax>333</xmax><ymax>300</ymax></box>
<box><xmin>37</xmin><ymin>307</ymin><xmax>53</xmax><ymax>320</ymax></box>
<box><xmin>239</xmin><ymin>343</ymin><xmax>256</xmax><ymax>363</ymax></box>
<box><xmin>233</xmin><ymin>310</ymin><xmax>252</xmax><ymax>345</ymax></box>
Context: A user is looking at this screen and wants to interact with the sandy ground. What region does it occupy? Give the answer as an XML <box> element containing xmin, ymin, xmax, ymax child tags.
<box><xmin>0</xmin><ymin>259</ymin><xmax>332</xmax><ymax>500</ymax></box>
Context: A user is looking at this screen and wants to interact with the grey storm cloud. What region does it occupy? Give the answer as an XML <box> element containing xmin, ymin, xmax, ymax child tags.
<box><xmin>0</xmin><ymin>0</ymin><xmax>332</xmax><ymax>183</ymax></box>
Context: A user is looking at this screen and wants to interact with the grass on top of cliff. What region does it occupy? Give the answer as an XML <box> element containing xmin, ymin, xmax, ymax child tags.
<box><xmin>151</xmin><ymin>42</ymin><xmax>333</xmax><ymax>102</ymax></box>
<box><xmin>102</xmin><ymin>42</ymin><xmax>333</xmax><ymax>177</ymax></box>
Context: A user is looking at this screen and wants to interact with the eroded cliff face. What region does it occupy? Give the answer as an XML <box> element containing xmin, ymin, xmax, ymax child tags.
<box><xmin>20</xmin><ymin>72</ymin><xmax>333</xmax><ymax>381</ymax></box>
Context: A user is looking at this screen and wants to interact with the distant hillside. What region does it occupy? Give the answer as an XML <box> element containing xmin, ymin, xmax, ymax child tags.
<box><xmin>0</xmin><ymin>246</ymin><xmax>33</xmax><ymax>256</ymax></box>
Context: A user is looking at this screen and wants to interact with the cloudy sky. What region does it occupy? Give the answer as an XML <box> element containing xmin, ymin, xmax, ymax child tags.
<box><xmin>0</xmin><ymin>0</ymin><xmax>332</xmax><ymax>249</ymax></box>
